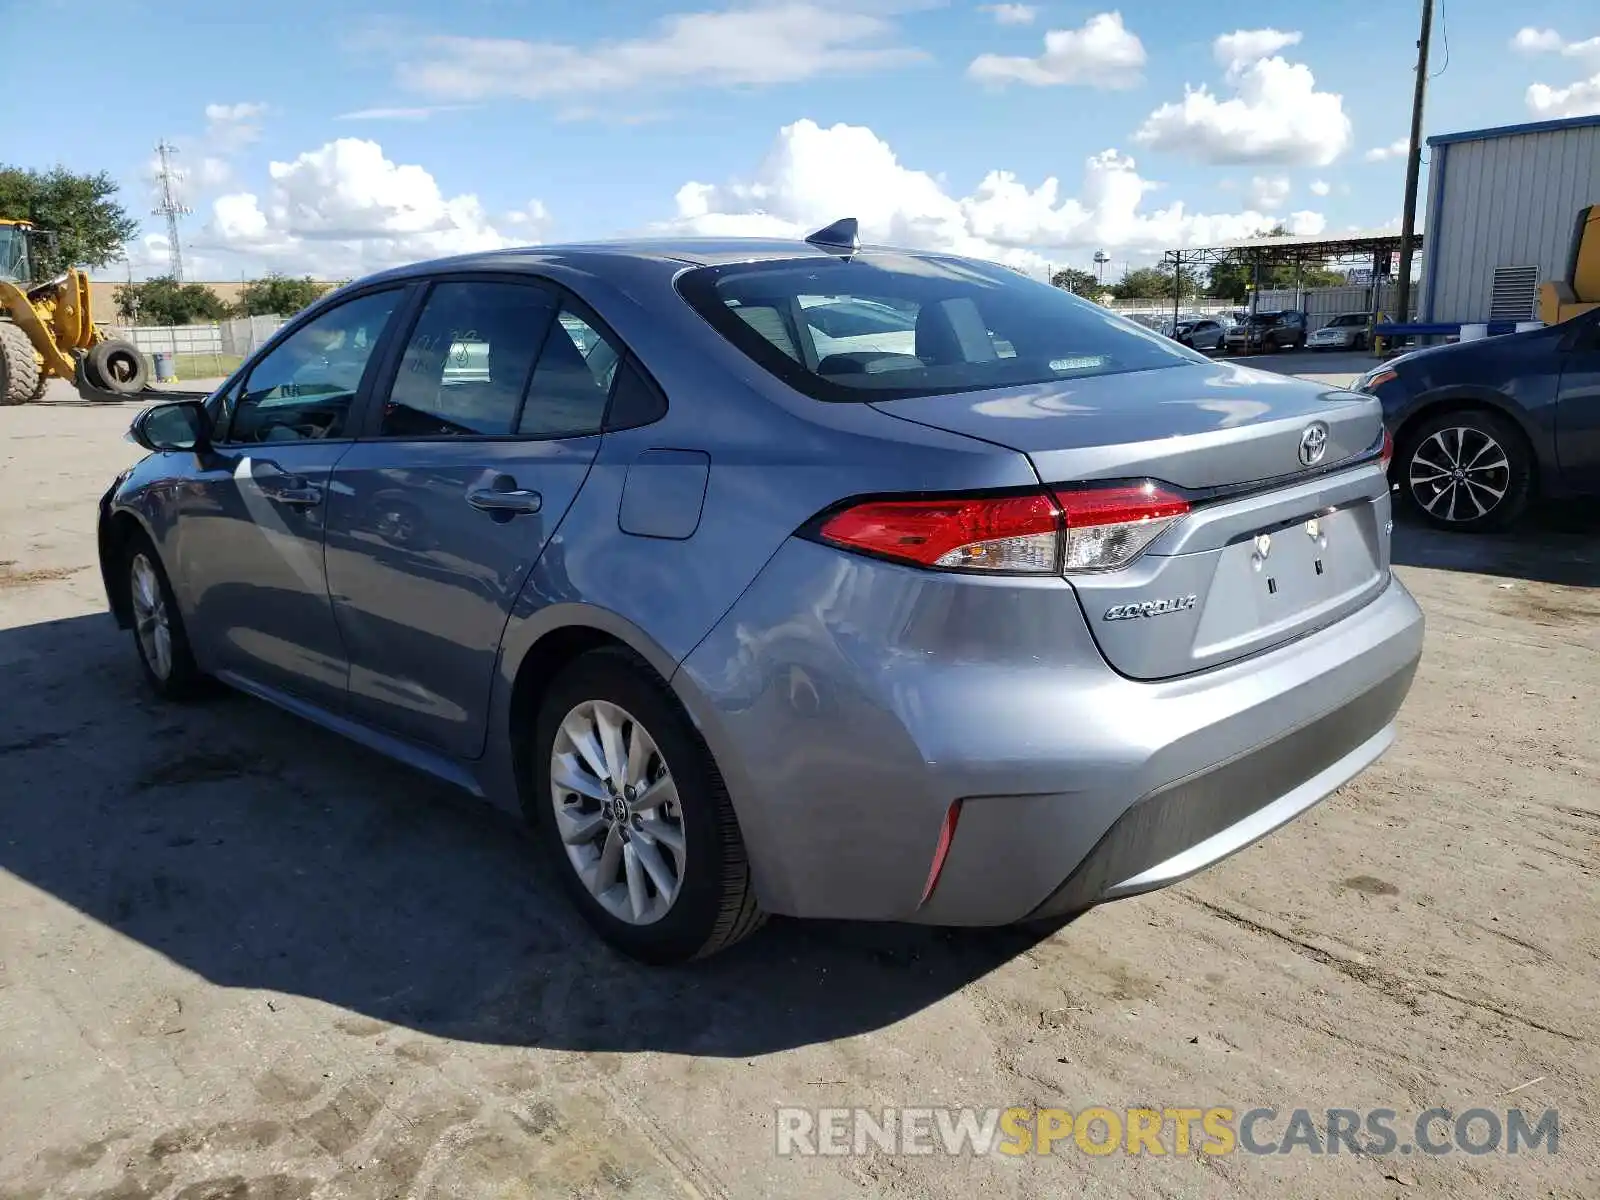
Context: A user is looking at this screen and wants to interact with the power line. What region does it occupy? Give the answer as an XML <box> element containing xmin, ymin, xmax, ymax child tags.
<box><xmin>152</xmin><ymin>140</ymin><xmax>192</xmax><ymax>283</ymax></box>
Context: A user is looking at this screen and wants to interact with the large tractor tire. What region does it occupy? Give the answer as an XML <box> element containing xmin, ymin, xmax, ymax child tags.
<box><xmin>0</xmin><ymin>323</ymin><xmax>41</xmax><ymax>406</ymax></box>
<box><xmin>88</xmin><ymin>339</ymin><xmax>150</xmax><ymax>396</ymax></box>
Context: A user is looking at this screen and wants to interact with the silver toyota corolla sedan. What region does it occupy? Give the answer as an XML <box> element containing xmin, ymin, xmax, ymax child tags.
<box><xmin>98</xmin><ymin>221</ymin><xmax>1425</xmax><ymax>963</ymax></box>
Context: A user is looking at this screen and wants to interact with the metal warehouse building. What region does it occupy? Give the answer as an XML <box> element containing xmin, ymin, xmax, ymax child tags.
<box><xmin>1420</xmin><ymin>114</ymin><xmax>1600</xmax><ymax>326</ymax></box>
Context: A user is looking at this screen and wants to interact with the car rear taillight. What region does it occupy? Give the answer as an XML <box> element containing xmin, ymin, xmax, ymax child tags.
<box><xmin>1052</xmin><ymin>482</ymin><xmax>1191</xmax><ymax>572</ymax></box>
<box><xmin>814</xmin><ymin>481</ymin><xmax>1189</xmax><ymax>575</ymax></box>
<box><xmin>817</xmin><ymin>491</ymin><xmax>1061</xmax><ymax>573</ymax></box>
<box><xmin>1380</xmin><ymin>428</ymin><xmax>1394</xmax><ymax>468</ymax></box>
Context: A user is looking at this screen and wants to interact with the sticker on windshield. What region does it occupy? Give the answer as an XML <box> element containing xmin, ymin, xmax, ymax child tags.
<box><xmin>1050</xmin><ymin>356</ymin><xmax>1111</xmax><ymax>372</ymax></box>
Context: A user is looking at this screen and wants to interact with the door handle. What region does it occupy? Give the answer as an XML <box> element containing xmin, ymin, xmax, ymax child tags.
<box><xmin>263</xmin><ymin>478</ymin><xmax>323</xmax><ymax>508</ymax></box>
<box><xmin>466</xmin><ymin>482</ymin><xmax>543</xmax><ymax>516</ymax></box>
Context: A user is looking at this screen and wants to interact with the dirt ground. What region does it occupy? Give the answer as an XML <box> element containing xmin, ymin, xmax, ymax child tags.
<box><xmin>1</xmin><ymin>375</ymin><xmax>1596</xmax><ymax>1200</ymax></box>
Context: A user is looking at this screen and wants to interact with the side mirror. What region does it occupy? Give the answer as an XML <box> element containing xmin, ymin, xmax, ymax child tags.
<box><xmin>130</xmin><ymin>400</ymin><xmax>210</xmax><ymax>453</ymax></box>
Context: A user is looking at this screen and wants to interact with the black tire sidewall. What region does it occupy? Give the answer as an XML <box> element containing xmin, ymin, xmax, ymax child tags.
<box><xmin>92</xmin><ymin>341</ymin><xmax>150</xmax><ymax>395</ymax></box>
<box><xmin>126</xmin><ymin>532</ymin><xmax>203</xmax><ymax>699</ymax></box>
<box><xmin>1400</xmin><ymin>410</ymin><xmax>1532</xmax><ymax>532</ymax></box>
<box><xmin>529</xmin><ymin>651</ymin><xmax>737</xmax><ymax>964</ymax></box>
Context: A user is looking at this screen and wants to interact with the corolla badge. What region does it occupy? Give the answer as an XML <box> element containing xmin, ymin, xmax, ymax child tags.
<box><xmin>1298</xmin><ymin>421</ymin><xmax>1330</xmax><ymax>466</ymax></box>
<box><xmin>1104</xmin><ymin>595</ymin><xmax>1198</xmax><ymax>621</ymax></box>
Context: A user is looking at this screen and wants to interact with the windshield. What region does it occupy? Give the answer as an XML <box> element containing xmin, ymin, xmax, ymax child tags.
<box><xmin>675</xmin><ymin>253</ymin><xmax>1201</xmax><ymax>402</ymax></box>
<box><xmin>1329</xmin><ymin>314</ymin><xmax>1366</xmax><ymax>327</ymax></box>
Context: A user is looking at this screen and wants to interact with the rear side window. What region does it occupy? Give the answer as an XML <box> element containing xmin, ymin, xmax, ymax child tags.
<box><xmin>676</xmin><ymin>254</ymin><xmax>1198</xmax><ymax>402</ymax></box>
<box><xmin>517</xmin><ymin>306</ymin><xmax>618</xmax><ymax>437</ymax></box>
<box><xmin>381</xmin><ymin>281</ymin><xmax>556</xmax><ymax>438</ymax></box>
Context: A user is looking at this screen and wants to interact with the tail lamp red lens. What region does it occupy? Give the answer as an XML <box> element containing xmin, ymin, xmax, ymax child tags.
<box><xmin>920</xmin><ymin>800</ymin><xmax>962</xmax><ymax>906</ymax></box>
<box><xmin>817</xmin><ymin>482</ymin><xmax>1190</xmax><ymax>574</ymax></box>
<box><xmin>1380</xmin><ymin>428</ymin><xmax>1394</xmax><ymax>468</ymax></box>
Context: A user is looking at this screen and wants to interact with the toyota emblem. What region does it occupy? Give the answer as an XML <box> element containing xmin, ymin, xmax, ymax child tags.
<box><xmin>1298</xmin><ymin>422</ymin><xmax>1329</xmax><ymax>467</ymax></box>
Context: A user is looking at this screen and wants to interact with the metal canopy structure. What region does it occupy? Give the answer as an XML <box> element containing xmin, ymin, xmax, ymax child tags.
<box><xmin>1154</xmin><ymin>228</ymin><xmax>1426</xmax><ymax>328</ymax></box>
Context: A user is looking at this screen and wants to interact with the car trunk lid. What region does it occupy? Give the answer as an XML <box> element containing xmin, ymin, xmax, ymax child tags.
<box><xmin>869</xmin><ymin>360</ymin><xmax>1392</xmax><ymax>679</ymax></box>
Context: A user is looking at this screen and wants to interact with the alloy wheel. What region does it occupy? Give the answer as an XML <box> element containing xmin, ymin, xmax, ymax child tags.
<box><xmin>1407</xmin><ymin>426</ymin><xmax>1511</xmax><ymax>523</ymax></box>
<box><xmin>549</xmin><ymin>699</ymin><xmax>686</xmax><ymax>925</ymax></box>
<box><xmin>130</xmin><ymin>553</ymin><xmax>173</xmax><ymax>680</ymax></box>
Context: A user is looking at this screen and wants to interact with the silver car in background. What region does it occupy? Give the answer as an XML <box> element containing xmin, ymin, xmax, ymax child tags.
<box><xmin>1309</xmin><ymin>313</ymin><xmax>1374</xmax><ymax>351</ymax></box>
<box><xmin>98</xmin><ymin>222</ymin><xmax>1425</xmax><ymax>963</ymax></box>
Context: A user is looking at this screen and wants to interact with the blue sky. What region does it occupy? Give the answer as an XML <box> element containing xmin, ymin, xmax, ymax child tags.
<box><xmin>11</xmin><ymin>0</ymin><xmax>1600</xmax><ymax>280</ymax></box>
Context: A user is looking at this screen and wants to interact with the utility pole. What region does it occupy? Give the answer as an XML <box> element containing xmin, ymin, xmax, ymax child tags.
<box><xmin>1394</xmin><ymin>0</ymin><xmax>1433</xmax><ymax>329</ymax></box>
<box><xmin>152</xmin><ymin>140</ymin><xmax>192</xmax><ymax>283</ymax></box>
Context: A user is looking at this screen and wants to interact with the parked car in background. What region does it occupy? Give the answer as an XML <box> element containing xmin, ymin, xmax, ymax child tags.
<box><xmin>98</xmin><ymin>227</ymin><xmax>1423</xmax><ymax>963</ymax></box>
<box><xmin>1356</xmin><ymin>306</ymin><xmax>1600</xmax><ymax>531</ymax></box>
<box><xmin>1225</xmin><ymin>310</ymin><xmax>1308</xmax><ymax>354</ymax></box>
<box><xmin>1309</xmin><ymin>313</ymin><xmax>1372</xmax><ymax>352</ymax></box>
<box><xmin>1170</xmin><ymin>317</ymin><xmax>1228</xmax><ymax>352</ymax></box>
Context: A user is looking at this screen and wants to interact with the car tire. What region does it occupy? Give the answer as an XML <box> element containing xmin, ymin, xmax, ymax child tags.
<box><xmin>529</xmin><ymin>648</ymin><xmax>765</xmax><ymax>963</ymax></box>
<box><xmin>1398</xmin><ymin>409</ymin><xmax>1532</xmax><ymax>533</ymax></box>
<box><xmin>125</xmin><ymin>532</ymin><xmax>208</xmax><ymax>700</ymax></box>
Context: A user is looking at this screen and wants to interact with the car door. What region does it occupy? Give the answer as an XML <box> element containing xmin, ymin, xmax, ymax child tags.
<box><xmin>323</xmin><ymin>276</ymin><xmax>620</xmax><ymax>758</ymax></box>
<box><xmin>1555</xmin><ymin>310</ymin><xmax>1600</xmax><ymax>493</ymax></box>
<box><xmin>175</xmin><ymin>287</ymin><xmax>408</xmax><ymax>708</ymax></box>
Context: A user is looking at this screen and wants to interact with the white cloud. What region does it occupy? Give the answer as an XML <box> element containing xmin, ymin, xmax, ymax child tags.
<box><xmin>981</xmin><ymin>3</ymin><xmax>1036</xmax><ymax>24</ymax></box>
<box><xmin>1364</xmin><ymin>138</ymin><xmax>1409</xmax><ymax>162</ymax></box>
<box><xmin>1511</xmin><ymin>27</ymin><xmax>1600</xmax><ymax>63</ymax></box>
<box><xmin>1512</xmin><ymin>27</ymin><xmax>1565</xmax><ymax>54</ymax></box>
<box><xmin>968</xmin><ymin>11</ymin><xmax>1145</xmax><ymax>89</ymax></box>
<box><xmin>1309</xmin><ymin>179</ymin><xmax>1330</xmax><ymax>196</ymax></box>
<box><xmin>337</xmin><ymin>105</ymin><xmax>469</xmax><ymax>121</ymax></box>
<box><xmin>1511</xmin><ymin>26</ymin><xmax>1600</xmax><ymax>117</ymax></box>
<box><xmin>204</xmin><ymin>101</ymin><xmax>268</xmax><ymax>152</ymax></box>
<box><xmin>1247</xmin><ymin>175</ymin><xmax>1290</xmax><ymax>210</ymax></box>
<box><xmin>198</xmin><ymin>138</ymin><xmax>549</xmax><ymax>276</ymax></box>
<box><xmin>398</xmin><ymin>3</ymin><xmax>924</xmax><ymax>102</ymax></box>
<box><xmin>1135</xmin><ymin>51</ymin><xmax>1350</xmax><ymax>166</ymax></box>
<box><xmin>657</xmin><ymin>118</ymin><xmax>1324</xmax><ymax>273</ymax></box>
<box><xmin>1214</xmin><ymin>28</ymin><xmax>1301</xmax><ymax>76</ymax></box>
<box><xmin>1527</xmin><ymin>76</ymin><xmax>1600</xmax><ymax>118</ymax></box>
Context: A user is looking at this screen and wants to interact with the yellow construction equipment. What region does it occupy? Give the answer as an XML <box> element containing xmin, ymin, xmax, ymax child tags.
<box><xmin>0</xmin><ymin>218</ymin><xmax>150</xmax><ymax>404</ymax></box>
<box><xmin>1539</xmin><ymin>203</ymin><xmax>1600</xmax><ymax>326</ymax></box>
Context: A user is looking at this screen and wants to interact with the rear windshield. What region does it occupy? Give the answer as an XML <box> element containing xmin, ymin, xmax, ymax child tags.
<box><xmin>675</xmin><ymin>253</ymin><xmax>1201</xmax><ymax>402</ymax></box>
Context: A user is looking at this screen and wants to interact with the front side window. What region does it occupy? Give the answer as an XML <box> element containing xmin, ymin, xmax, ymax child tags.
<box><xmin>381</xmin><ymin>281</ymin><xmax>556</xmax><ymax>438</ymax></box>
<box><xmin>677</xmin><ymin>253</ymin><xmax>1199</xmax><ymax>402</ymax></box>
<box><xmin>225</xmin><ymin>290</ymin><xmax>401</xmax><ymax>443</ymax></box>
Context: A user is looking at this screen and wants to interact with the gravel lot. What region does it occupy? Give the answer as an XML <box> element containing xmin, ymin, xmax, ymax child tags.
<box><xmin>1</xmin><ymin>370</ymin><xmax>1596</xmax><ymax>1200</ymax></box>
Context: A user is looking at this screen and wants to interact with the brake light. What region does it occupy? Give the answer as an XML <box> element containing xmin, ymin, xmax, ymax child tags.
<box><xmin>1052</xmin><ymin>482</ymin><xmax>1191</xmax><ymax>572</ymax></box>
<box><xmin>818</xmin><ymin>491</ymin><xmax>1060</xmax><ymax>573</ymax></box>
<box><xmin>815</xmin><ymin>481</ymin><xmax>1190</xmax><ymax>574</ymax></box>
<box><xmin>1380</xmin><ymin>428</ymin><xmax>1394</xmax><ymax>468</ymax></box>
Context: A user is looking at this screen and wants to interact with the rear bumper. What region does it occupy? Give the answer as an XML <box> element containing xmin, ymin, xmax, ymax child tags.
<box><xmin>676</xmin><ymin>538</ymin><xmax>1425</xmax><ymax>925</ymax></box>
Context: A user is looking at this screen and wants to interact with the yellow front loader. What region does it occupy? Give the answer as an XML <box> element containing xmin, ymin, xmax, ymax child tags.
<box><xmin>0</xmin><ymin>219</ymin><xmax>151</xmax><ymax>405</ymax></box>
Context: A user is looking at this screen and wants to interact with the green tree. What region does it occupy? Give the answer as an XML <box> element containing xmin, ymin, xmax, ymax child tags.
<box><xmin>1050</xmin><ymin>268</ymin><xmax>1101</xmax><ymax>298</ymax></box>
<box><xmin>113</xmin><ymin>276</ymin><xmax>229</xmax><ymax>326</ymax></box>
<box><xmin>0</xmin><ymin>165</ymin><xmax>139</xmax><ymax>276</ymax></box>
<box><xmin>233</xmin><ymin>273</ymin><xmax>336</xmax><ymax>317</ymax></box>
<box><xmin>1111</xmin><ymin>266</ymin><xmax>1200</xmax><ymax>301</ymax></box>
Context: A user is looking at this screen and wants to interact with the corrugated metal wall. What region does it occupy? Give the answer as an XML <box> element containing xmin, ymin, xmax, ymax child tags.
<box><xmin>1423</xmin><ymin>124</ymin><xmax>1600</xmax><ymax>323</ymax></box>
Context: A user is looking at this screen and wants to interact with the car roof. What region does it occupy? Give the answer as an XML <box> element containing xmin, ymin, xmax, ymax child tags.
<box><xmin>352</xmin><ymin>236</ymin><xmax>960</xmax><ymax>290</ymax></box>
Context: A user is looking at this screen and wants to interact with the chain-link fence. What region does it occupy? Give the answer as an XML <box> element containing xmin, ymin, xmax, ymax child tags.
<box><xmin>116</xmin><ymin>315</ymin><xmax>287</xmax><ymax>382</ymax></box>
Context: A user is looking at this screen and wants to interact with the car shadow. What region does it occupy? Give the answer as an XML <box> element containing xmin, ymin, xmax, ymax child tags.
<box><xmin>1391</xmin><ymin>498</ymin><xmax>1600</xmax><ymax>588</ymax></box>
<box><xmin>0</xmin><ymin>611</ymin><xmax>1051</xmax><ymax>1057</ymax></box>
